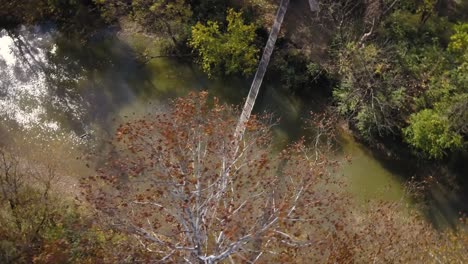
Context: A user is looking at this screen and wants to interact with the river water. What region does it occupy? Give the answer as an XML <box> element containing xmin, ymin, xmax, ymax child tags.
<box><xmin>0</xmin><ymin>25</ymin><xmax>462</xmax><ymax>228</ymax></box>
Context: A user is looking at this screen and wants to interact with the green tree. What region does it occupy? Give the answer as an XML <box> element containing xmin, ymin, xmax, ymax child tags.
<box><xmin>402</xmin><ymin>22</ymin><xmax>468</xmax><ymax>158</ymax></box>
<box><xmin>448</xmin><ymin>23</ymin><xmax>468</xmax><ymax>60</ymax></box>
<box><xmin>403</xmin><ymin>109</ymin><xmax>463</xmax><ymax>159</ymax></box>
<box><xmin>189</xmin><ymin>9</ymin><xmax>259</xmax><ymax>77</ymax></box>
<box><xmin>332</xmin><ymin>43</ymin><xmax>407</xmax><ymax>140</ymax></box>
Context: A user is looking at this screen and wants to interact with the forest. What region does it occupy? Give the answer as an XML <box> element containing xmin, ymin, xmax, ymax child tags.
<box><xmin>0</xmin><ymin>0</ymin><xmax>467</xmax><ymax>263</ymax></box>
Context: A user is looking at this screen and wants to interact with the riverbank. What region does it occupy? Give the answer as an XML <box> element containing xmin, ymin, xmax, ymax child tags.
<box><xmin>343</xmin><ymin>122</ymin><xmax>468</xmax><ymax>228</ymax></box>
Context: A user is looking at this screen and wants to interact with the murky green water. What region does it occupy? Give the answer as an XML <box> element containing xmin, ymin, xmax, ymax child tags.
<box><xmin>0</xmin><ymin>25</ymin><xmax>462</xmax><ymax>228</ymax></box>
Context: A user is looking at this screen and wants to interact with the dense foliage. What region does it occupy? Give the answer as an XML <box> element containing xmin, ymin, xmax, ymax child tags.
<box><xmin>403</xmin><ymin>109</ymin><xmax>463</xmax><ymax>159</ymax></box>
<box><xmin>319</xmin><ymin>0</ymin><xmax>468</xmax><ymax>158</ymax></box>
<box><xmin>333</xmin><ymin>43</ymin><xmax>407</xmax><ymax>140</ymax></box>
<box><xmin>190</xmin><ymin>9</ymin><xmax>259</xmax><ymax>77</ymax></box>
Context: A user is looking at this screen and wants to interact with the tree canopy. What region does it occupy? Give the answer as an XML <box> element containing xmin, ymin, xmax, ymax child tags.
<box><xmin>82</xmin><ymin>92</ymin><xmax>345</xmax><ymax>262</ymax></box>
<box><xmin>189</xmin><ymin>9</ymin><xmax>259</xmax><ymax>77</ymax></box>
<box><xmin>403</xmin><ymin>109</ymin><xmax>463</xmax><ymax>159</ymax></box>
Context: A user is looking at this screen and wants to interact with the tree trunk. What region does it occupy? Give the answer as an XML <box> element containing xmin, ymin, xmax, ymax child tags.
<box><xmin>233</xmin><ymin>0</ymin><xmax>290</xmax><ymax>149</ymax></box>
<box><xmin>163</xmin><ymin>20</ymin><xmax>178</xmax><ymax>47</ymax></box>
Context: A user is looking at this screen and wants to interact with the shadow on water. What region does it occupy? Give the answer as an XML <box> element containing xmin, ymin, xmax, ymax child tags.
<box><xmin>345</xmin><ymin>134</ymin><xmax>468</xmax><ymax>229</ymax></box>
<box><xmin>44</xmin><ymin>28</ymin><xmax>159</xmax><ymax>133</ymax></box>
<box><xmin>419</xmin><ymin>155</ymin><xmax>468</xmax><ymax>229</ymax></box>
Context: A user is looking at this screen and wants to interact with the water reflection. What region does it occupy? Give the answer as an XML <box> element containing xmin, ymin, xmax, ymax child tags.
<box><xmin>0</xmin><ymin>26</ymin><xmax>61</xmax><ymax>132</ymax></box>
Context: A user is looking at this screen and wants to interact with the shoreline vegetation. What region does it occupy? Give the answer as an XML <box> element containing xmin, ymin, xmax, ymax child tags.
<box><xmin>0</xmin><ymin>0</ymin><xmax>467</xmax><ymax>262</ymax></box>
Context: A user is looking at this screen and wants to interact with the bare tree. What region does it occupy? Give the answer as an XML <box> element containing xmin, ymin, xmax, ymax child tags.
<box><xmin>308</xmin><ymin>108</ymin><xmax>339</xmax><ymax>161</ymax></box>
<box><xmin>82</xmin><ymin>92</ymin><xmax>343</xmax><ymax>263</ymax></box>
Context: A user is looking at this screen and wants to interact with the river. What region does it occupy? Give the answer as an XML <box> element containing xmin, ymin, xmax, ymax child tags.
<box><xmin>0</xmin><ymin>24</ymin><xmax>463</xmax><ymax>229</ymax></box>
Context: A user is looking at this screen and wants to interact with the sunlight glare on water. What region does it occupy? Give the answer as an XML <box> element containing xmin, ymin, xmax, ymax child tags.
<box><xmin>0</xmin><ymin>27</ymin><xmax>84</xmax><ymax>145</ymax></box>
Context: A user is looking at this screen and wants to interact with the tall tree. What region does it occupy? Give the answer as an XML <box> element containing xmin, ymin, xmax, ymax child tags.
<box><xmin>82</xmin><ymin>92</ymin><xmax>340</xmax><ymax>263</ymax></box>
